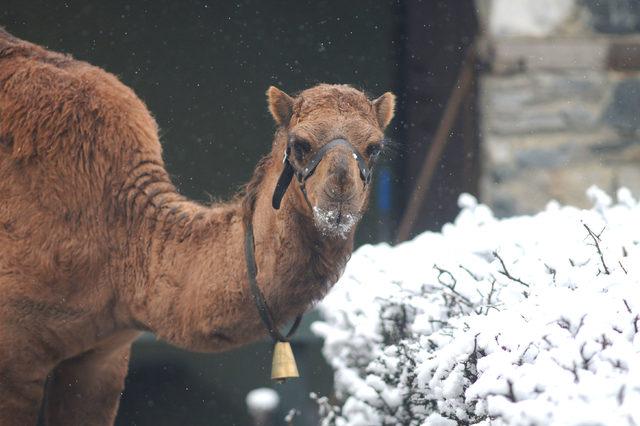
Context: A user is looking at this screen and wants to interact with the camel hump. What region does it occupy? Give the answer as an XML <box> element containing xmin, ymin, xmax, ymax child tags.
<box><xmin>0</xmin><ymin>26</ymin><xmax>75</xmax><ymax>67</ymax></box>
<box><xmin>0</xmin><ymin>27</ymin><xmax>20</xmax><ymax>45</ymax></box>
<box><xmin>0</xmin><ymin>28</ymin><xmax>161</xmax><ymax>167</ymax></box>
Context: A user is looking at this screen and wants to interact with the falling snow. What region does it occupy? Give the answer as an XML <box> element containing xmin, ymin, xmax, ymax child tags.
<box><xmin>246</xmin><ymin>387</ymin><xmax>280</xmax><ymax>415</ymax></box>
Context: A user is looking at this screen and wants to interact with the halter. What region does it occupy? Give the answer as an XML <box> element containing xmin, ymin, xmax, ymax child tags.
<box><xmin>244</xmin><ymin>137</ymin><xmax>374</xmax><ymax>371</ymax></box>
<box><xmin>271</xmin><ymin>138</ymin><xmax>372</xmax><ymax>210</ymax></box>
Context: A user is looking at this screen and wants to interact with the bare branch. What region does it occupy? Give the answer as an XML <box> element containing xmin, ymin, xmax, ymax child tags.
<box><xmin>459</xmin><ymin>264</ymin><xmax>482</xmax><ymax>281</ymax></box>
<box><xmin>583</xmin><ymin>223</ymin><xmax>610</xmax><ymax>275</ymax></box>
<box><xmin>619</xmin><ymin>261</ymin><xmax>628</xmax><ymax>275</ymax></box>
<box><xmin>493</xmin><ymin>251</ymin><xmax>530</xmax><ymax>288</ymax></box>
<box><xmin>434</xmin><ymin>264</ymin><xmax>457</xmax><ymax>288</ymax></box>
<box><xmin>434</xmin><ymin>265</ymin><xmax>475</xmax><ymax>309</ymax></box>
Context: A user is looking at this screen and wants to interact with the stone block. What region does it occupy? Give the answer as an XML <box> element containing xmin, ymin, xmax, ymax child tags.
<box><xmin>602</xmin><ymin>78</ymin><xmax>640</xmax><ymax>135</ymax></box>
<box><xmin>583</xmin><ymin>0</ymin><xmax>640</xmax><ymax>34</ymax></box>
<box><xmin>481</xmin><ymin>71</ymin><xmax>609</xmax><ymax>136</ymax></box>
<box><xmin>608</xmin><ymin>39</ymin><xmax>640</xmax><ymax>70</ymax></box>
<box><xmin>480</xmin><ymin>162</ymin><xmax>623</xmax><ymax>216</ymax></box>
<box><xmin>491</xmin><ymin>38</ymin><xmax>609</xmax><ymax>73</ymax></box>
<box><xmin>479</xmin><ymin>40</ymin><xmax>640</xmax><ymax>218</ymax></box>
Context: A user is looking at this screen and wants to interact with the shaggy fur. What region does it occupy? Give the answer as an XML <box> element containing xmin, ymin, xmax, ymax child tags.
<box><xmin>0</xmin><ymin>28</ymin><xmax>394</xmax><ymax>425</ymax></box>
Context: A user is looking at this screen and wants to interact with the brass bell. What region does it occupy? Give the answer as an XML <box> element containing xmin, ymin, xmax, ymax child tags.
<box><xmin>271</xmin><ymin>341</ymin><xmax>299</xmax><ymax>383</ymax></box>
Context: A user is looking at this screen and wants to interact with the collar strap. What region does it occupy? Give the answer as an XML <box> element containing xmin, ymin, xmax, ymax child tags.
<box><xmin>244</xmin><ymin>221</ymin><xmax>302</xmax><ymax>342</ymax></box>
<box><xmin>271</xmin><ymin>138</ymin><xmax>371</xmax><ymax>210</ymax></box>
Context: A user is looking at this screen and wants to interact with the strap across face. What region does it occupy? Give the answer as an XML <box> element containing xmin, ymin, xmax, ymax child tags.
<box><xmin>271</xmin><ymin>138</ymin><xmax>372</xmax><ymax>210</ymax></box>
<box><xmin>272</xmin><ymin>159</ymin><xmax>295</xmax><ymax>209</ymax></box>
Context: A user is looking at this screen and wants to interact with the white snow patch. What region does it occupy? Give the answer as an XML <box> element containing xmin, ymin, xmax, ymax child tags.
<box><xmin>246</xmin><ymin>387</ymin><xmax>279</xmax><ymax>415</ymax></box>
<box><xmin>488</xmin><ymin>0</ymin><xmax>575</xmax><ymax>37</ymax></box>
<box><xmin>313</xmin><ymin>187</ymin><xmax>640</xmax><ymax>425</ymax></box>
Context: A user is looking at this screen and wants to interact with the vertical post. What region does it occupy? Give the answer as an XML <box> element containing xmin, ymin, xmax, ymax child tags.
<box><xmin>395</xmin><ymin>46</ymin><xmax>476</xmax><ymax>244</ymax></box>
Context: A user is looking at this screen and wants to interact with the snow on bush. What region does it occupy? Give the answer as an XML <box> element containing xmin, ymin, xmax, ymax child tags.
<box><xmin>312</xmin><ymin>187</ymin><xmax>640</xmax><ymax>426</ymax></box>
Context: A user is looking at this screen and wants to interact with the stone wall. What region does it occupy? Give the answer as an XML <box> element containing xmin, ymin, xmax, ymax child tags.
<box><xmin>477</xmin><ymin>0</ymin><xmax>640</xmax><ymax>216</ymax></box>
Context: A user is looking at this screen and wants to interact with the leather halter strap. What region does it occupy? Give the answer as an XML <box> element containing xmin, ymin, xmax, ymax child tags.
<box><xmin>244</xmin><ymin>221</ymin><xmax>302</xmax><ymax>342</ymax></box>
<box><xmin>272</xmin><ymin>138</ymin><xmax>371</xmax><ymax>210</ymax></box>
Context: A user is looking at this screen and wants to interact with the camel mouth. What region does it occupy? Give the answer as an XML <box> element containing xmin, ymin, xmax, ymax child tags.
<box><xmin>312</xmin><ymin>205</ymin><xmax>361</xmax><ymax>239</ymax></box>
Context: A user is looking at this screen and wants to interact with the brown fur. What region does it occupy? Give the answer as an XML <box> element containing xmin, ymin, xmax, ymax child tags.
<box><xmin>0</xmin><ymin>28</ymin><xmax>394</xmax><ymax>425</ymax></box>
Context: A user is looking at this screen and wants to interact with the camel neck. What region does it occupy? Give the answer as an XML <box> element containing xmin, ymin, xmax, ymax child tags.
<box><xmin>119</xmin><ymin>156</ymin><xmax>354</xmax><ymax>352</ymax></box>
<box><xmin>249</xmin><ymin>166</ymin><xmax>356</xmax><ymax>305</ymax></box>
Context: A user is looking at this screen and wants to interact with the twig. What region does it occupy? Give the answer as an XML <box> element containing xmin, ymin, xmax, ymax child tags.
<box><xmin>597</xmin><ymin>333</ymin><xmax>612</xmax><ymax>350</ymax></box>
<box><xmin>434</xmin><ymin>264</ymin><xmax>457</xmax><ymax>287</ymax></box>
<box><xmin>459</xmin><ymin>264</ymin><xmax>482</xmax><ymax>281</ymax></box>
<box><xmin>480</xmin><ymin>277</ymin><xmax>498</xmax><ymax>315</ymax></box>
<box><xmin>579</xmin><ymin>342</ymin><xmax>594</xmax><ymax>369</ymax></box>
<box><xmin>544</xmin><ymin>263</ymin><xmax>557</xmax><ymax>282</ymax></box>
<box><xmin>493</xmin><ymin>251</ymin><xmax>530</xmax><ymax>288</ymax></box>
<box><xmin>619</xmin><ymin>261</ymin><xmax>628</xmax><ymax>275</ymax></box>
<box><xmin>563</xmin><ymin>361</ymin><xmax>579</xmax><ymax>383</ymax></box>
<box><xmin>618</xmin><ymin>385</ymin><xmax>626</xmax><ymax>405</ymax></box>
<box><xmin>583</xmin><ymin>223</ymin><xmax>610</xmax><ymax>275</ymax></box>
<box><xmin>557</xmin><ymin>315</ymin><xmax>586</xmax><ymax>338</ymax></box>
<box><xmin>434</xmin><ymin>265</ymin><xmax>474</xmax><ymax>307</ymax></box>
<box><xmin>506</xmin><ymin>380</ymin><xmax>517</xmax><ymax>402</ymax></box>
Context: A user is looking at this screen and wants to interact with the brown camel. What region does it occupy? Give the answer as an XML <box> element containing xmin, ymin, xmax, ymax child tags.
<box><xmin>0</xmin><ymin>28</ymin><xmax>395</xmax><ymax>425</ymax></box>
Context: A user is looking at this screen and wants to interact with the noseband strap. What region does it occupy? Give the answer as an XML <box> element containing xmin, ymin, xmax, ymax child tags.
<box><xmin>271</xmin><ymin>138</ymin><xmax>371</xmax><ymax>210</ymax></box>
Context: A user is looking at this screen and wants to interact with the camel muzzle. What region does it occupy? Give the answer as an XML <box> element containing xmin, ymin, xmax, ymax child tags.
<box><xmin>243</xmin><ymin>138</ymin><xmax>372</xmax><ymax>383</ymax></box>
<box><xmin>271</xmin><ymin>138</ymin><xmax>372</xmax><ymax>211</ymax></box>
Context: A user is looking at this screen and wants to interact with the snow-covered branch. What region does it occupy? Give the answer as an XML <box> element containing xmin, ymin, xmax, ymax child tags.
<box><xmin>313</xmin><ymin>187</ymin><xmax>640</xmax><ymax>426</ymax></box>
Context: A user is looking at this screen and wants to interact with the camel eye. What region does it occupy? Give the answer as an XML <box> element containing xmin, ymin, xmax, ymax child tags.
<box><xmin>292</xmin><ymin>139</ymin><xmax>311</xmax><ymax>162</ymax></box>
<box><xmin>366</xmin><ymin>143</ymin><xmax>382</xmax><ymax>159</ymax></box>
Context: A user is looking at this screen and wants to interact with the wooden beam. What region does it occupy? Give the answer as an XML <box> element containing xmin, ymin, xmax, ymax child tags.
<box><xmin>395</xmin><ymin>45</ymin><xmax>476</xmax><ymax>244</ymax></box>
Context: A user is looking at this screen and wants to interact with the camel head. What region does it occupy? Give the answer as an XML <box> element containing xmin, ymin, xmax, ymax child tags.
<box><xmin>267</xmin><ymin>84</ymin><xmax>395</xmax><ymax>239</ymax></box>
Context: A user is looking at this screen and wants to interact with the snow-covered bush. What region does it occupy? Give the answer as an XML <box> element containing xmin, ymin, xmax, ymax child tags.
<box><xmin>312</xmin><ymin>187</ymin><xmax>640</xmax><ymax>426</ymax></box>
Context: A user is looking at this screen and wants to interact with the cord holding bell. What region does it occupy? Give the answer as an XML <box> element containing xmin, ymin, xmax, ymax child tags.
<box><xmin>251</xmin><ymin>137</ymin><xmax>372</xmax><ymax>383</ymax></box>
<box><xmin>244</xmin><ymin>221</ymin><xmax>303</xmax><ymax>383</ymax></box>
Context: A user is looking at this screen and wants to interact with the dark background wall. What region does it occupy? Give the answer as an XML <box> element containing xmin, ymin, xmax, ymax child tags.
<box><xmin>395</xmin><ymin>0</ymin><xmax>478</xmax><ymax>238</ymax></box>
<box><xmin>2</xmin><ymin>0</ymin><xmax>400</xmax><ymax>242</ymax></box>
<box><xmin>1</xmin><ymin>1</ymin><xmax>478</xmax><ymax>424</ymax></box>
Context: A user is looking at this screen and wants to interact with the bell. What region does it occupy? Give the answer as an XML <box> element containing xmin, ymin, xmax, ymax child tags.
<box><xmin>271</xmin><ymin>341</ymin><xmax>299</xmax><ymax>383</ymax></box>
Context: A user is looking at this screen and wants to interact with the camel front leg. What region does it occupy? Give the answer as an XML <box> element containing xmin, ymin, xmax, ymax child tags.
<box><xmin>44</xmin><ymin>339</ymin><xmax>134</xmax><ymax>426</ymax></box>
<box><xmin>0</xmin><ymin>367</ymin><xmax>46</xmax><ymax>426</ymax></box>
<box><xmin>0</xmin><ymin>330</ymin><xmax>52</xmax><ymax>426</ymax></box>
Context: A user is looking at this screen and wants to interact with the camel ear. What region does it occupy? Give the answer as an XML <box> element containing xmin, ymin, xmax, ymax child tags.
<box><xmin>267</xmin><ymin>86</ymin><xmax>294</xmax><ymax>126</ymax></box>
<box><xmin>372</xmin><ymin>92</ymin><xmax>396</xmax><ymax>129</ymax></box>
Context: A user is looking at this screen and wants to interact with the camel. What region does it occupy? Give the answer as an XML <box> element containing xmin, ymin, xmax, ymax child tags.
<box><xmin>0</xmin><ymin>27</ymin><xmax>395</xmax><ymax>425</ymax></box>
